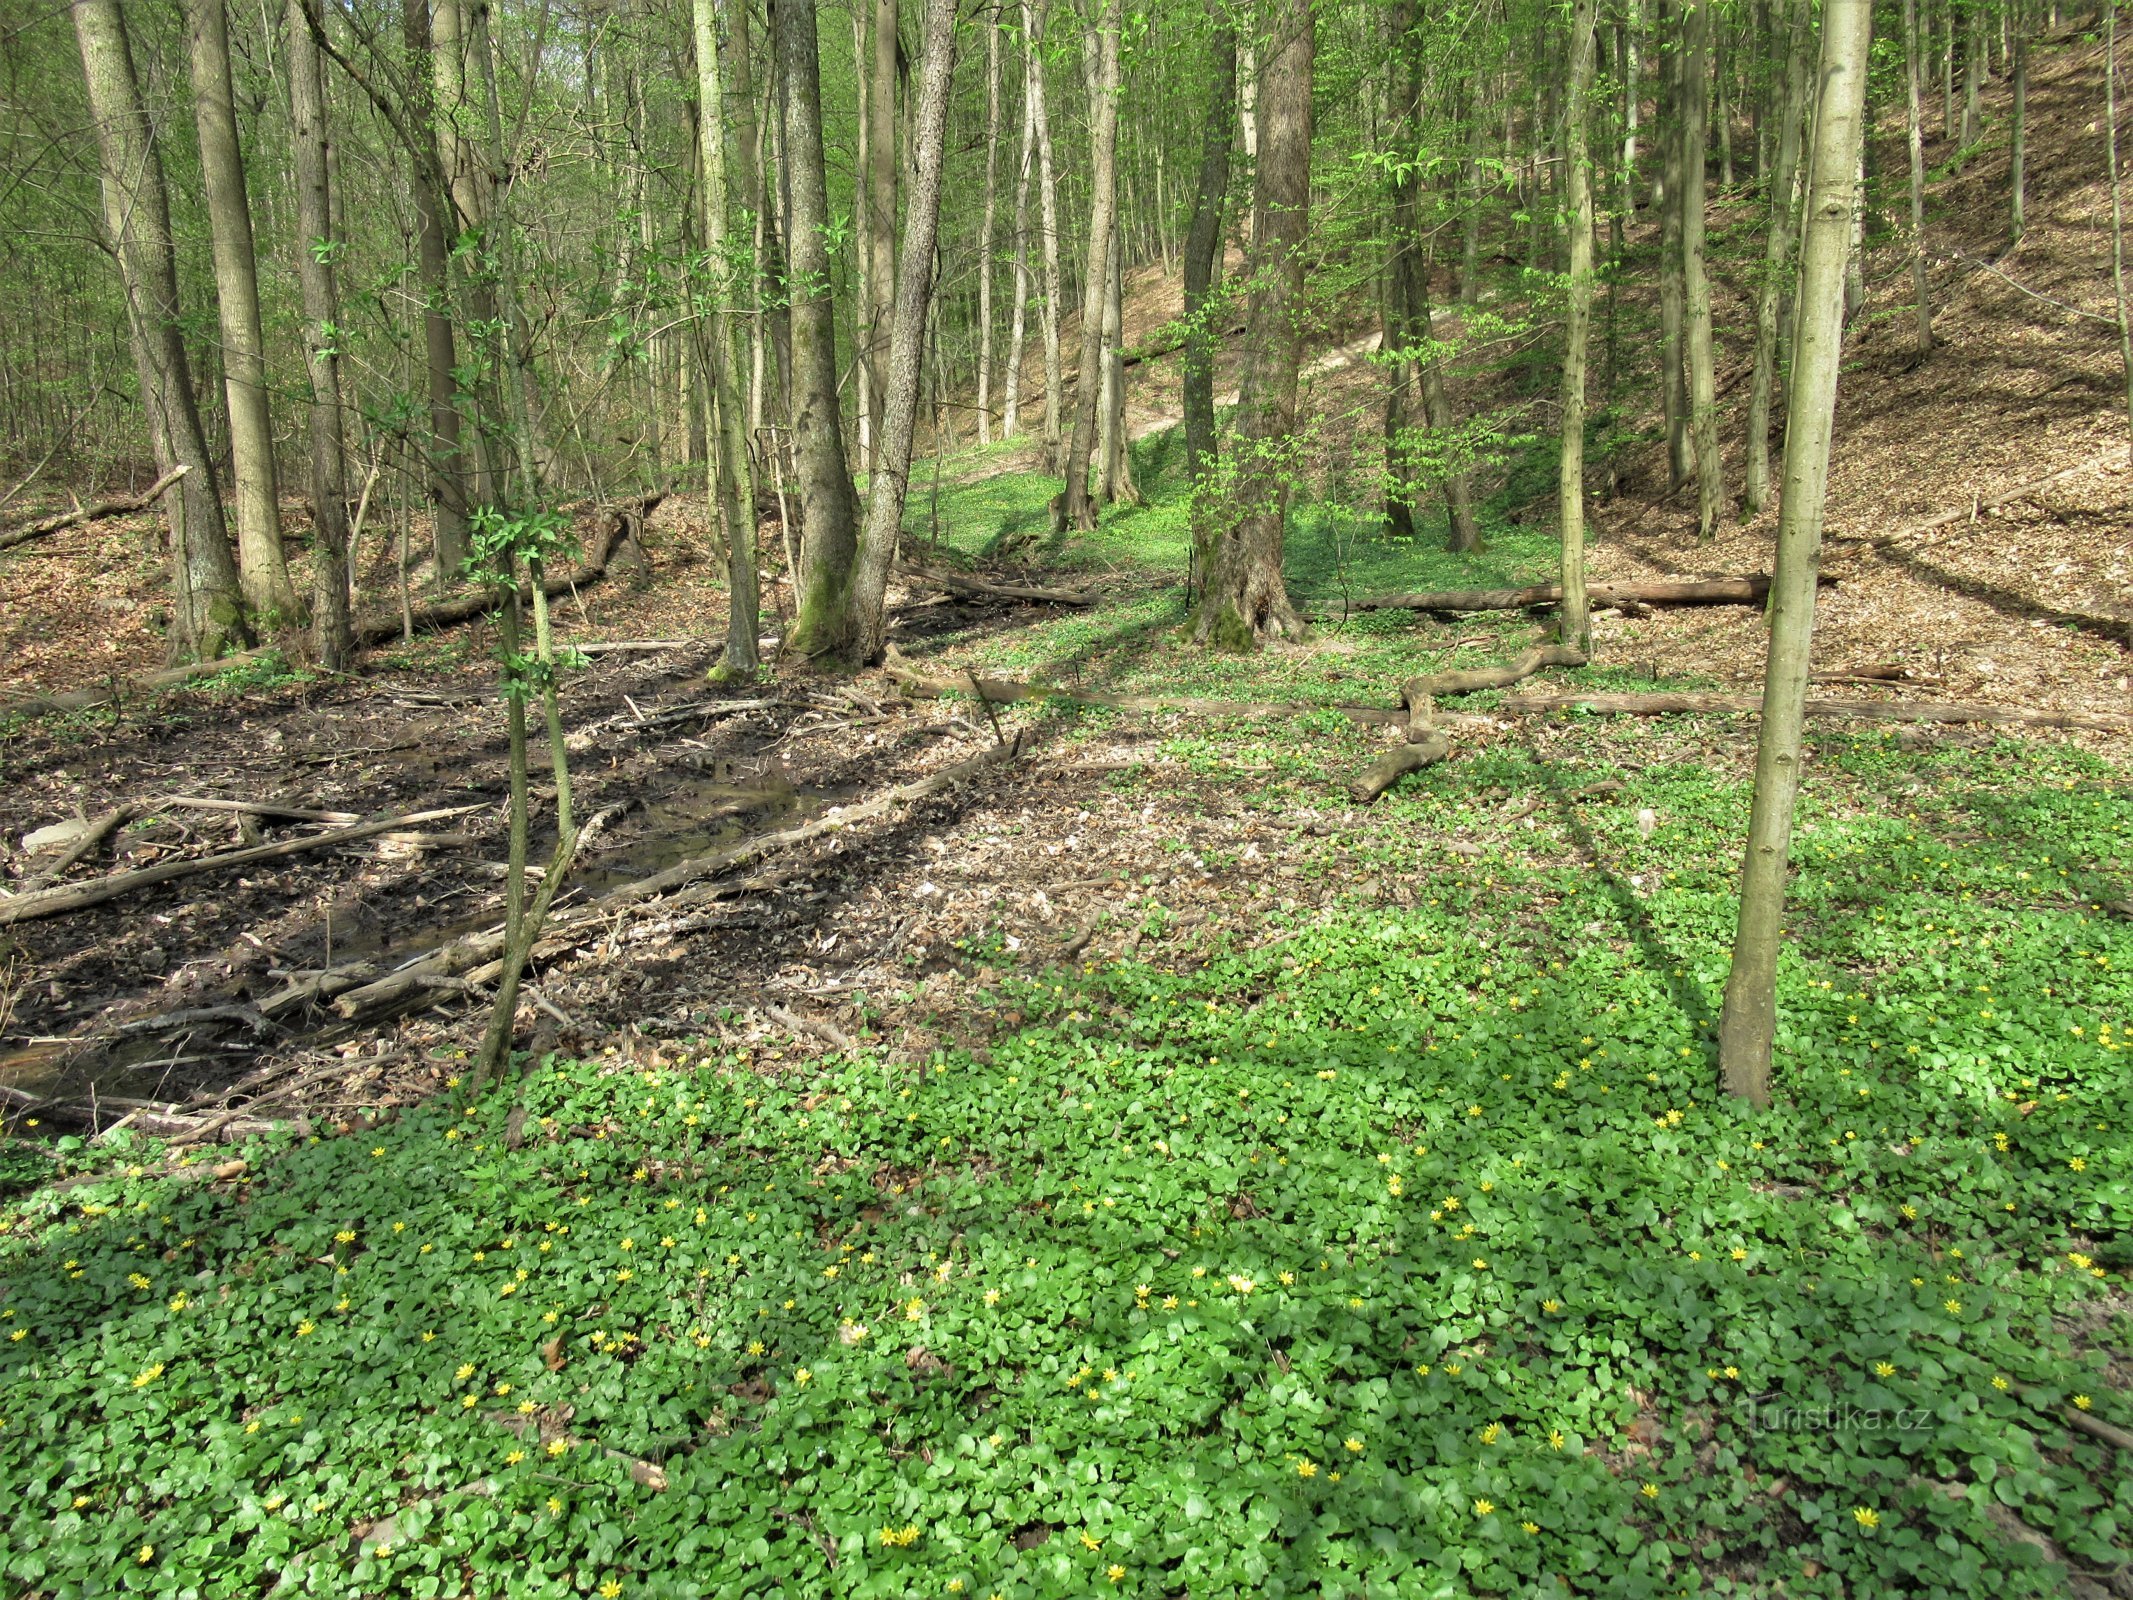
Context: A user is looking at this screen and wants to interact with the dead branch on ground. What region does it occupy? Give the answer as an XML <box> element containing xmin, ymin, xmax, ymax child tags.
<box><xmin>1351</xmin><ymin>645</ymin><xmax>1587</xmax><ymax>803</ymax></box>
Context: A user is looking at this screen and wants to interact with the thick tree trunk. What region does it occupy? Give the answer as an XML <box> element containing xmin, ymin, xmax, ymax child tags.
<box><xmin>1560</xmin><ymin>0</ymin><xmax>1599</xmax><ymax>653</ymax></box>
<box><xmin>1743</xmin><ymin>0</ymin><xmax>1811</xmax><ymax>514</ymax></box>
<box><xmin>1056</xmin><ymin>0</ymin><xmax>1120</xmax><ymax>534</ymax></box>
<box><xmin>1717</xmin><ymin>0</ymin><xmax>1872</xmax><ymax>1108</ymax></box>
<box><xmin>288</xmin><ymin>0</ymin><xmax>352</xmax><ymax>668</ymax></box>
<box><xmin>1683</xmin><ymin>0</ymin><xmax>1727</xmax><ymax>536</ymax></box>
<box><xmin>978</xmin><ymin>18</ymin><xmax>1001</xmax><ymax>445</ymax></box>
<box><xmin>1195</xmin><ymin>0</ymin><xmax>1311</xmax><ymax>648</ymax></box>
<box><xmin>73</xmin><ymin>0</ymin><xmax>248</xmax><ymax>661</ymax></box>
<box><xmin>773</xmin><ymin>0</ymin><xmax>863</xmax><ymax>657</ymax></box>
<box><xmin>1904</xmin><ymin>0</ymin><xmax>1935</xmax><ymax>353</ymax></box>
<box><xmin>1023</xmin><ymin>0</ymin><xmax>1065</xmax><ymax>466</ymax></box>
<box><xmin>185</xmin><ymin>0</ymin><xmax>294</xmax><ymax>624</ymax></box>
<box><xmin>694</xmin><ymin>0</ymin><xmax>760</xmax><ymax>676</ymax></box>
<box><xmin>1182</xmin><ymin>16</ymin><xmax>1236</xmax><ymax>596</ymax></box>
<box><xmin>1657</xmin><ymin>2</ymin><xmax>1691</xmax><ymax>488</ymax></box>
<box><xmin>402</xmin><ymin>0</ymin><xmax>469</xmax><ymax>573</ymax></box>
<box><xmin>845</xmin><ymin>0</ymin><xmax>960</xmax><ymax>664</ymax></box>
<box><xmin>862</xmin><ymin>0</ymin><xmax>899</xmax><ymax>468</ymax></box>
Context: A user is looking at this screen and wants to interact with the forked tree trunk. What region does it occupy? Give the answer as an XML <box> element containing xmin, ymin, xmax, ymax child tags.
<box><xmin>1195</xmin><ymin>0</ymin><xmax>1311</xmax><ymax>648</ymax></box>
<box><xmin>1743</xmin><ymin>0</ymin><xmax>1811</xmax><ymax>514</ymax></box>
<box><xmin>845</xmin><ymin>0</ymin><xmax>960</xmax><ymax>664</ymax></box>
<box><xmin>1903</xmin><ymin>0</ymin><xmax>1935</xmax><ymax>353</ymax></box>
<box><xmin>1559</xmin><ymin>0</ymin><xmax>1599</xmax><ymax>652</ymax></box>
<box><xmin>1182</xmin><ymin>15</ymin><xmax>1236</xmax><ymax>596</ymax></box>
<box><xmin>73</xmin><ymin>0</ymin><xmax>249</xmax><ymax>661</ymax></box>
<box><xmin>1717</xmin><ymin>0</ymin><xmax>1872</xmax><ymax>1108</ymax></box>
<box><xmin>402</xmin><ymin>0</ymin><xmax>470</xmax><ymax>572</ymax></box>
<box><xmin>773</xmin><ymin>0</ymin><xmax>863</xmax><ymax>657</ymax></box>
<box><xmin>1683</xmin><ymin>0</ymin><xmax>1727</xmax><ymax>535</ymax></box>
<box><xmin>288</xmin><ymin>0</ymin><xmax>352</xmax><ymax>668</ymax></box>
<box><xmin>1056</xmin><ymin>0</ymin><xmax>1120</xmax><ymax>534</ymax></box>
<box><xmin>185</xmin><ymin>0</ymin><xmax>294</xmax><ymax>624</ymax></box>
<box><xmin>693</xmin><ymin>0</ymin><xmax>759</xmax><ymax>676</ymax></box>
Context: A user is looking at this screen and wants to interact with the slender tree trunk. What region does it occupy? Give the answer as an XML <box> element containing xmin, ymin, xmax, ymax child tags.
<box><xmin>1003</xmin><ymin>69</ymin><xmax>1037</xmax><ymax>439</ymax></box>
<box><xmin>1942</xmin><ymin>0</ymin><xmax>1955</xmax><ymax>138</ymax></box>
<box><xmin>1904</xmin><ymin>0</ymin><xmax>1935</xmax><ymax>352</ymax></box>
<box><xmin>1717</xmin><ymin>0</ymin><xmax>1872</xmax><ymax>1108</ymax></box>
<box><xmin>1382</xmin><ymin>0</ymin><xmax>1425</xmax><ymax>544</ymax></box>
<box><xmin>466</xmin><ymin>0</ymin><xmax>545</xmax><ymax>496</ymax></box>
<box><xmin>1963</xmin><ymin>0</ymin><xmax>1984</xmax><ymax>145</ymax></box>
<box><xmin>1195</xmin><ymin>0</ymin><xmax>1311</xmax><ymax>648</ymax></box>
<box><xmin>2010</xmin><ymin>8</ymin><xmax>2028</xmax><ymax>240</ymax></box>
<box><xmin>1560</xmin><ymin>0</ymin><xmax>1599</xmax><ymax>653</ymax></box>
<box><xmin>773</xmin><ymin>0</ymin><xmax>863</xmax><ymax>657</ymax></box>
<box><xmin>1684</xmin><ymin>0</ymin><xmax>1726</xmax><ymax>535</ymax></box>
<box><xmin>287</xmin><ymin>0</ymin><xmax>352</xmax><ymax>667</ymax></box>
<box><xmin>73</xmin><ymin>0</ymin><xmax>248</xmax><ymax>660</ymax></box>
<box><xmin>1100</xmin><ymin>226</ymin><xmax>1138</xmax><ymax>503</ymax></box>
<box><xmin>851</xmin><ymin>9</ymin><xmax>874</xmax><ymax>468</ymax></box>
<box><xmin>432</xmin><ymin>0</ymin><xmax>498</xmax><ymax>509</ymax></box>
<box><xmin>1743</xmin><ymin>0</ymin><xmax>1811</xmax><ymax>513</ymax></box>
<box><xmin>403</xmin><ymin>0</ymin><xmax>469</xmax><ymax>574</ymax></box>
<box><xmin>694</xmin><ymin>0</ymin><xmax>759</xmax><ymax>676</ymax></box>
<box><xmin>1023</xmin><ymin>0</ymin><xmax>1064</xmax><ymax>465</ymax></box>
<box><xmin>1622</xmin><ymin>0</ymin><xmax>1641</xmax><ymax>213</ymax></box>
<box><xmin>185</xmin><ymin>0</ymin><xmax>294</xmax><ymax>624</ymax></box>
<box><xmin>977</xmin><ymin>18</ymin><xmax>1001</xmax><ymax>445</ymax></box>
<box><xmin>2112</xmin><ymin>0</ymin><xmax>2133</xmax><ymax>468</ymax></box>
<box><xmin>1183</xmin><ymin>14</ymin><xmax>1236</xmax><ymax>596</ymax></box>
<box><xmin>1056</xmin><ymin>0</ymin><xmax>1120</xmax><ymax>534</ymax></box>
<box><xmin>1658</xmin><ymin>2</ymin><xmax>1690</xmax><ymax>486</ymax></box>
<box><xmin>862</xmin><ymin>0</ymin><xmax>899</xmax><ymax>468</ymax></box>
<box><xmin>846</xmin><ymin>0</ymin><xmax>959</xmax><ymax>663</ymax></box>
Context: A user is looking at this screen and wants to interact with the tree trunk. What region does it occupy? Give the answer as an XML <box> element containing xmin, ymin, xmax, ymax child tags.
<box><xmin>1560</xmin><ymin>0</ymin><xmax>1599</xmax><ymax>653</ymax></box>
<box><xmin>845</xmin><ymin>0</ymin><xmax>960</xmax><ymax>664</ymax></box>
<box><xmin>1381</xmin><ymin>0</ymin><xmax>1425</xmax><ymax>544</ymax></box>
<box><xmin>693</xmin><ymin>0</ymin><xmax>759</xmax><ymax>677</ymax></box>
<box><xmin>402</xmin><ymin>0</ymin><xmax>469</xmax><ymax>573</ymax></box>
<box><xmin>773</xmin><ymin>0</ymin><xmax>863</xmax><ymax>658</ymax></box>
<box><xmin>1182</xmin><ymin>15</ymin><xmax>1236</xmax><ymax>596</ymax></box>
<box><xmin>1683</xmin><ymin>0</ymin><xmax>1727</xmax><ymax>535</ymax></box>
<box><xmin>977</xmin><ymin>17</ymin><xmax>1001</xmax><ymax>444</ymax></box>
<box><xmin>1657</xmin><ymin>1</ymin><xmax>1691</xmax><ymax>487</ymax></box>
<box><xmin>1717</xmin><ymin>0</ymin><xmax>1872</xmax><ymax>1108</ymax></box>
<box><xmin>1743</xmin><ymin>0</ymin><xmax>1811</xmax><ymax>514</ymax></box>
<box><xmin>862</xmin><ymin>0</ymin><xmax>899</xmax><ymax>468</ymax></box>
<box><xmin>1003</xmin><ymin>57</ymin><xmax>1037</xmax><ymax>439</ymax></box>
<box><xmin>1903</xmin><ymin>0</ymin><xmax>1935</xmax><ymax>353</ymax></box>
<box><xmin>1962</xmin><ymin>0</ymin><xmax>1983</xmax><ymax>145</ymax></box>
<box><xmin>2112</xmin><ymin>0</ymin><xmax>2133</xmax><ymax>470</ymax></box>
<box><xmin>185</xmin><ymin>0</ymin><xmax>294</xmax><ymax>624</ymax></box>
<box><xmin>1194</xmin><ymin>0</ymin><xmax>1311</xmax><ymax>648</ymax></box>
<box><xmin>1023</xmin><ymin>0</ymin><xmax>1064</xmax><ymax>466</ymax></box>
<box><xmin>1100</xmin><ymin>225</ymin><xmax>1138</xmax><ymax>503</ymax></box>
<box><xmin>1056</xmin><ymin>0</ymin><xmax>1120</xmax><ymax>535</ymax></box>
<box><xmin>288</xmin><ymin>0</ymin><xmax>352</xmax><ymax>668</ymax></box>
<box><xmin>2010</xmin><ymin>8</ymin><xmax>2027</xmax><ymax>240</ymax></box>
<box><xmin>431</xmin><ymin>0</ymin><xmax>498</xmax><ymax>509</ymax></box>
<box><xmin>72</xmin><ymin>0</ymin><xmax>248</xmax><ymax>660</ymax></box>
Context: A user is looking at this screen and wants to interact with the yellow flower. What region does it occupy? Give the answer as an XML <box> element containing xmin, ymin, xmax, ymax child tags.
<box><xmin>167</xmin><ymin>1293</ymin><xmax>188</xmax><ymax>1313</ymax></box>
<box><xmin>1990</xmin><ymin>1375</ymin><xmax>2010</xmax><ymax>1391</ymax></box>
<box><xmin>2069</xmin><ymin>1157</ymin><xmax>2088</xmax><ymax>1171</ymax></box>
<box><xmin>1472</xmin><ymin>1499</ymin><xmax>1494</xmax><ymax>1516</ymax></box>
<box><xmin>1345</xmin><ymin>1436</ymin><xmax>1365</xmax><ymax>1453</ymax></box>
<box><xmin>1874</xmin><ymin>1362</ymin><xmax>1896</xmax><ymax>1378</ymax></box>
<box><xmin>1479</xmin><ymin>1424</ymin><xmax>1500</xmax><ymax>1445</ymax></box>
<box><xmin>2073</xmin><ymin>1394</ymin><xmax>2093</xmax><ymax>1411</ymax></box>
<box><xmin>1944</xmin><ymin>1299</ymin><xmax>1962</xmax><ymax>1315</ymax></box>
<box><xmin>1296</xmin><ymin>1459</ymin><xmax>1317</xmax><ymax>1479</ymax></box>
<box><xmin>1541</xmin><ymin>1298</ymin><xmax>1560</xmax><ymax>1313</ymax></box>
<box><xmin>136</xmin><ymin>1544</ymin><xmax>154</xmax><ymax>1564</ymax></box>
<box><xmin>547</xmin><ymin>1439</ymin><xmax>570</xmax><ymax>1457</ymax></box>
<box><xmin>461</xmin><ymin>1396</ymin><xmax>479</xmax><ymax>1410</ymax></box>
<box><xmin>1549</xmin><ymin>1428</ymin><xmax>1566</xmax><ymax>1450</ymax></box>
<box><xmin>547</xmin><ymin>1496</ymin><xmax>564</xmax><ymax>1515</ymax></box>
<box><xmin>1106</xmin><ymin>1565</ymin><xmax>1126</xmax><ymax>1583</ymax></box>
<box><xmin>1080</xmin><ymin>1531</ymin><xmax>1102</xmax><ymax>1550</ymax></box>
<box><xmin>128</xmin><ymin>1273</ymin><xmax>151</xmax><ymax>1290</ymax></box>
<box><xmin>1640</xmin><ymin>1483</ymin><xmax>1659</xmax><ymax>1500</ymax></box>
<box><xmin>505</xmin><ymin>1449</ymin><xmax>526</xmax><ymax>1465</ymax></box>
<box><xmin>1854</xmin><ymin>1507</ymin><xmax>1881</xmax><ymax>1529</ymax></box>
<box><xmin>794</xmin><ymin>1368</ymin><xmax>812</xmax><ymax>1386</ymax></box>
<box><xmin>600</xmin><ymin>1583</ymin><xmax>622</xmax><ymax>1599</ymax></box>
<box><xmin>131</xmin><ymin>1362</ymin><xmax>165</xmax><ymax>1389</ymax></box>
<box><xmin>455</xmin><ymin>1363</ymin><xmax>476</xmax><ymax>1382</ymax></box>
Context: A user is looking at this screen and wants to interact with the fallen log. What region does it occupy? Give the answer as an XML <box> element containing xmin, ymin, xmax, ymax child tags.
<box><xmin>899</xmin><ymin>566</ymin><xmax>1095</xmax><ymax>606</ymax></box>
<box><xmin>1351</xmin><ymin>644</ymin><xmax>1587</xmax><ymax>803</ymax></box>
<box><xmin>881</xmin><ymin>652</ymin><xmax>1405</xmax><ymax>728</ymax></box>
<box><xmin>0</xmin><ymin>648</ymin><xmax>276</xmax><ymax>723</ymax></box>
<box><xmin>0</xmin><ymin>804</ymin><xmax>481</xmax><ymax>927</ymax></box>
<box><xmin>1347</xmin><ymin>576</ymin><xmax>1798</xmax><ymax>615</ymax></box>
<box><xmin>0</xmin><ymin>465</ymin><xmax>189</xmax><ymax>552</ymax></box>
<box><xmin>22</xmin><ymin>806</ymin><xmax>138</xmax><ymax>889</ymax></box>
<box><xmin>1498</xmin><ymin>690</ymin><xmax>2132</xmax><ymax>732</ymax></box>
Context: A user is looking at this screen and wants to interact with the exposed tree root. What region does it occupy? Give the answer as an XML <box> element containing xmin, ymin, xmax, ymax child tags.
<box><xmin>1350</xmin><ymin>644</ymin><xmax>1587</xmax><ymax>803</ymax></box>
<box><xmin>1498</xmin><ymin>689</ymin><xmax>2131</xmax><ymax>732</ymax></box>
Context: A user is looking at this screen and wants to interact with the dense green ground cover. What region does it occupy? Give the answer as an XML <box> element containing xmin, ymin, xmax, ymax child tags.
<box><xmin>3</xmin><ymin>458</ymin><xmax>2128</xmax><ymax>1596</ymax></box>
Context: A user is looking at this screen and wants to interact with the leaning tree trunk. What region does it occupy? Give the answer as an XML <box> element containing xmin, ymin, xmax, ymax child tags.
<box><xmin>287</xmin><ymin>0</ymin><xmax>352</xmax><ymax>668</ymax></box>
<box><xmin>773</xmin><ymin>0</ymin><xmax>863</xmax><ymax>658</ymax></box>
<box><xmin>694</xmin><ymin>0</ymin><xmax>760</xmax><ymax>677</ymax></box>
<box><xmin>1717</xmin><ymin>0</ymin><xmax>1872</xmax><ymax>1108</ymax></box>
<box><xmin>1559</xmin><ymin>0</ymin><xmax>1599</xmax><ymax>653</ymax></box>
<box><xmin>1195</xmin><ymin>0</ymin><xmax>1312</xmax><ymax>649</ymax></box>
<box><xmin>73</xmin><ymin>0</ymin><xmax>248</xmax><ymax>661</ymax></box>
<box><xmin>1182</xmin><ymin>15</ymin><xmax>1235</xmax><ymax>597</ymax></box>
<box><xmin>1743</xmin><ymin>0</ymin><xmax>1811</xmax><ymax>514</ymax></box>
<box><xmin>1683</xmin><ymin>0</ymin><xmax>1727</xmax><ymax>536</ymax></box>
<box><xmin>1056</xmin><ymin>0</ymin><xmax>1121</xmax><ymax>535</ymax></box>
<box><xmin>185</xmin><ymin>0</ymin><xmax>294</xmax><ymax>624</ymax></box>
<box><xmin>1903</xmin><ymin>0</ymin><xmax>1935</xmax><ymax>353</ymax></box>
<box><xmin>402</xmin><ymin>0</ymin><xmax>470</xmax><ymax>573</ymax></box>
<box><xmin>844</xmin><ymin>0</ymin><xmax>960</xmax><ymax>664</ymax></box>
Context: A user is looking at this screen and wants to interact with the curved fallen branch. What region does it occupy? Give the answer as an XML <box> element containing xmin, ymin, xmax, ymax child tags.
<box><xmin>0</xmin><ymin>465</ymin><xmax>189</xmax><ymax>552</ymax></box>
<box><xmin>1497</xmin><ymin>690</ymin><xmax>2131</xmax><ymax>732</ymax></box>
<box><xmin>1351</xmin><ymin>645</ymin><xmax>1587</xmax><ymax>803</ymax></box>
<box><xmin>898</xmin><ymin>566</ymin><xmax>1095</xmax><ymax>606</ymax></box>
<box><xmin>1346</xmin><ymin>576</ymin><xmax>1804</xmax><ymax>615</ymax></box>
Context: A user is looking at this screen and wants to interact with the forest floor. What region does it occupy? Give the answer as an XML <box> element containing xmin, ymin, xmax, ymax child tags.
<box><xmin>1</xmin><ymin>23</ymin><xmax>2130</xmax><ymax>1600</ymax></box>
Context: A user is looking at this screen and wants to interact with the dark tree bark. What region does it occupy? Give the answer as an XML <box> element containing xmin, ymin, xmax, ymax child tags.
<box><xmin>1195</xmin><ymin>0</ymin><xmax>1311</xmax><ymax>648</ymax></box>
